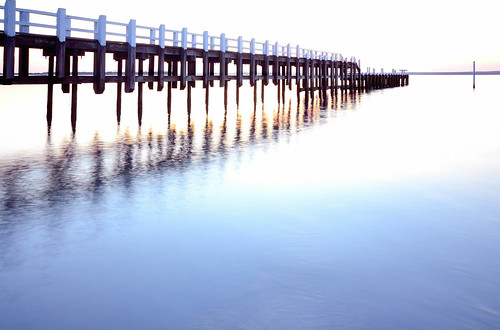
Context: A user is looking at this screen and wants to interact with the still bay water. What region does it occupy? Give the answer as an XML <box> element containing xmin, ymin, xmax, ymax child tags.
<box><xmin>1</xmin><ymin>75</ymin><xmax>500</xmax><ymax>329</ymax></box>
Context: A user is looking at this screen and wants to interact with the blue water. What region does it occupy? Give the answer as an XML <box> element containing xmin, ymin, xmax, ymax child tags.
<box><xmin>1</xmin><ymin>76</ymin><xmax>500</xmax><ymax>329</ymax></box>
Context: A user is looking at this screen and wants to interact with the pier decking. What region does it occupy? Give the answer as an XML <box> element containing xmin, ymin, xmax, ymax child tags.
<box><xmin>1</xmin><ymin>0</ymin><xmax>409</xmax><ymax>130</ymax></box>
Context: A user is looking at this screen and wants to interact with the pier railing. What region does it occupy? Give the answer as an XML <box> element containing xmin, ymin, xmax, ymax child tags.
<box><xmin>0</xmin><ymin>2</ymin><xmax>350</xmax><ymax>62</ymax></box>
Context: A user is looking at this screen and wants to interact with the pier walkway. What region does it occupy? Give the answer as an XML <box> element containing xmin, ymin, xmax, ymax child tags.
<box><xmin>1</xmin><ymin>0</ymin><xmax>409</xmax><ymax>129</ymax></box>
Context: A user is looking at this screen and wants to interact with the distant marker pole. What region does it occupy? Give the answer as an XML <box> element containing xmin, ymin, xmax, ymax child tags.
<box><xmin>473</xmin><ymin>61</ymin><xmax>476</xmax><ymax>89</ymax></box>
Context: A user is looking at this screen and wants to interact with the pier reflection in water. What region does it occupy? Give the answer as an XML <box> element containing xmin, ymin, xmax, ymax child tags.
<box><xmin>0</xmin><ymin>82</ymin><xmax>360</xmax><ymax>215</ymax></box>
<box><xmin>1</xmin><ymin>76</ymin><xmax>499</xmax><ymax>329</ymax></box>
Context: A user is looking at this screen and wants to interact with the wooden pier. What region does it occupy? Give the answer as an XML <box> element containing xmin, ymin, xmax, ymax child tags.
<box><xmin>1</xmin><ymin>1</ymin><xmax>409</xmax><ymax>130</ymax></box>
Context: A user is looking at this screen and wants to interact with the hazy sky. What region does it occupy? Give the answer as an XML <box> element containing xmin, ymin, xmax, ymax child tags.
<box><xmin>8</xmin><ymin>0</ymin><xmax>500</xmax><ymax>72</ymax></box>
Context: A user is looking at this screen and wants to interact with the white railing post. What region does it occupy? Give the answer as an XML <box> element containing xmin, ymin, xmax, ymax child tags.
<box><xmin>191</xmin><ymin>34</ymin><xmax>197</xmax><ymax>48</ymax></box>
<box><xmin>238</xmin><ymin>36</ymin><xmax>243</xmax><ymax>54</ymax></box>
<box><xmin>19</xmin><ymin>11</ymin><xmax>30</xmax><ymax>34</ymax></box>
<box><xmin>159</xmin><ymin>24</ymin><xmax>165</xmax><ymax>49</ymax></box>
<box><xmin>250</xmin><ymin>38</ymin><xmax>255</xmax><ymax>55</ymax></box>
<box><xmin>210</xmin><ymin>36</ymin><xmax>215</xmax><ymax>50</ymax></box>
<box><xmin>56</xmin><ymin>8</ymin><xmax>67</xmax><ymax>42</ymax></box>
<box><xmin>287</xmin><ymin>44</ymin><xmax>291</xmax><ymax>58</ymax></box>
<box><xmin>173</xmin><ymin>31</ymin><xmax>179</xmax><ymax>47</ymax></box>
<box><xmin>264</xmin><ymin>40</ymin><xmax>269</xmax><ymax>56</ymax></box>
<box><xmin>94</xmin><ymin>15</ymin><xmax>106</xmax><ymax>46</ymax></box>
<box><xmin>296</xmin><ymin>45</ymin><xmax>300</xmax><ymax>58</ymax></box>
<box><xmin>220</xmin><ymin>33</ymin><xmax>226</xmax><ymax>52</ymax></box>
<box><xmin>181</xmin><ymin>28</ymin><xmax>187</xmax><ymax>50</ymax></box>
<box><xmin>273</xmin><ymin>42</ymin><xmax>278</xmax><ymax>56</ymax></box>
<box><xmin>203</xmin><ymin>31</ymin><xmax>209</xmax><ymax>52</ymax></box>
<box><xmin>150</xmin><ymin>28</ymin><xmax>156</xmax><ymax>45</ymax></box>
<box><xmin>127</xmin><ymin>19</ymin><xmax>136</xmax><ymax>47</ymax></box>
<box><xmin>4</xmin><ymin>0</ymin><xmax>16</xmax><ymax>37</ymax></box>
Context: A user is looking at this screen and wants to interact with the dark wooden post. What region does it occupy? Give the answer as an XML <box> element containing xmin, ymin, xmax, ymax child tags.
<box><xmin>138</xmin><ymin>58</ymin><xmax>144</xmax><ymax>125</ymax></box>
<box><xmin>172</xmin><ymin>60</ymin><xmax>178</xmax><ymax>88</ymax></box>
<box><xmin>180</xmin><ymin>50</ymin><xmax>187</xmax><ymax>90</ymax></box>
<box><xmin>148</xmin><ymin>54</ymin><xmax>155</xmax><ymax>90</ymax></box>
<box><xmin>47</xmin><ymin>56</ymin><xmax>55</xmax><ymax>127</ymax></box>
<box><xmin>116</xmin><ymin>58</ymin><xmax>123</xmax><ymax>123</ymax></box>
<box><xmin>167</xmin><ymin>62</ymin><xmax>172</xmax><ymax>116</ymax></box>
<box><xmin>71</xmin><ymin>55</ymin><xmax>78</xmax><ymax>131</ymax></box>
<box><xmin>187</xmin><ymin>56</ymin><xmax>196</xmax><ymax>113</ymax></box>
<box><xmin>61</xmin><ymin>53</ymin><xmax>71</xmax><ymax>93</ymax></box>
<box><xmin>203</xmin><ymin>52</ymin><xmax>210</xmax><ymax>89</ymax></box>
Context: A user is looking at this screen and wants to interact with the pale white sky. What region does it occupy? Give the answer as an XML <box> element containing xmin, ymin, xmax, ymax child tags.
<box><xmin>8</xmin><ymin>0</ymin><xmax>500</xmax><ymax>72</ymax></box>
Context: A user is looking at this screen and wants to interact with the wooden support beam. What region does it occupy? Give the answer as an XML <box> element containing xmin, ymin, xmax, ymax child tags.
<box><xmin>250</xmin><ymin>55</ymin><xmax>256</xmax><ymax>87</ymax></box>
<box><xmin>287</xmin><ymin>58</ymin><xmax>291</xmax><ymax>90</ymax></box>
<box><xmin>138</xmin><ymin>59</ymin><xmax>144</xmax><ymax>125</ymax></box>
<box><xmin>180</xmin><ymin>49</ymin><xmax>187</xmax><ymax>90</ymax></box>
<box><xmin>148</xmin><ymin>54</ymin><xmax>155</xmax><ymax>90</ymax></box>
<box><xmin>116</xmin><ymin>59</ymin><xmax>122</xmax><ymax>123</ymax></box>
<box><xmin>237</xmin><ymin>54</ymin><xmax>243</xmax><ymax>88</ymax></box>
<box><xmin>47</xmin><ymin>56</ymin><xmax>54</xmax><ymax>127</ymax></box>
<box><xmin>220</xmin><ymin>52</ymin><xmax>226</xmax><ymax>87</ymax></box>
<box><xmin>3</xmin><ymin>37</ymin><xmax>15</xmax><ymax>81</ymax></box>
<box><xmin>203</xmin><ymin>52</ymin><xmax>209</xmax><ymax>88</ymax></box>
<box><xmin>157</xmin><ymin>48</ymin><xmax>165</xmax><ymax>91</ymax></box>
<box><xmin>188</xmin><ymin>57</ymin><xmax>196</xmax><ymax>88</ymax></box>
<box><xmin>61</xmin><ymin>53</ymin><xmax>71</xmax><ymax>93</ymax></box>
<box><xmin>273</xmin><ymin>56</ymin><xmax>279</xmax><ymax>86</ymax></box>
<box><xmin>93</xmin><ymin>45</ymin><xmax>106</xmax><ymax>94</ymax></box>
<box><xmin>172</xmin><ymin>61</ymin><xmax>178</xmax><ymax>88</ymax></box>
<box><xmin>71</xmin><ymin>55</ymin><xmax>78</xmax><ymax>132</ymax></box>
<box><xmin>205</xmin><ymin>84</ymin><xmax>210</xmax><ymax>113</ymax></box>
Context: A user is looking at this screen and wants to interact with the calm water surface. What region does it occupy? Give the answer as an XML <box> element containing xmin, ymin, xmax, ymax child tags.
<box><xmin>1</xmin><ymin>76</ymin><xmax>500</xmax><ymax>329</ymax></box>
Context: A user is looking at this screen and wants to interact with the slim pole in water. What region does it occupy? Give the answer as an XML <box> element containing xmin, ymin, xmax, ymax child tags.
<box><xmin>473</xmin><ymin>61</ymin><xmax>476</xmax><ymax>89</ymax></box>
